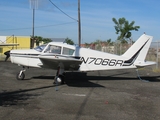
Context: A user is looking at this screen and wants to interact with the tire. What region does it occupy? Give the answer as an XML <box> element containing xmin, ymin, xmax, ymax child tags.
<box><xmin>56</xmin><ymin>75</ymin><xmax>64</xmax><ymax>85</ymax></box>
<box><xmin>16</xmin><ymin>72</ymin><xmax>25</xmax><ymax>80</ymax></box>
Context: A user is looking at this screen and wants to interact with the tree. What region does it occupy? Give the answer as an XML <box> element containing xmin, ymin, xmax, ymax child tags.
<box><xmin>106</xmin><ymin>38</ymin><xmax>114</xmax><ymax>46</ymax></box>
<box><xmin>65</xmin><ymin>38</ymin><xmax>74</xmax><ymax>45</ymax></box>
<box><xmin>33</xmin><ymin>36</ymin><xmax>42</xmax><ymax>46</ymax></box>
<box><xmin>112</xmin><ymin>17</ymin><xmax>140</xmax><ymax>42</ymax></box>
<box><xmin>33</xmin><ymin>36</ymin><xmax>52</xmax><ymax>46</ymax></box>
<box><xmin>42</xmin><ymin>38</ymin><xmax>52</xmax><ymax>44</ymax></box>
<box><xmin>85</xmin><ymin>42</ymin><xmax>90</xmax><ymax>48</ymax></box>
<box><xmin>93</xmin><ymin>39</ymin><xmax>102</xmax><ymax>51</ymax></box>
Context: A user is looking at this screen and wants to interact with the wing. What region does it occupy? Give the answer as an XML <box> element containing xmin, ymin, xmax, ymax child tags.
<box><xmin>39</xmin><ymin>54</ymin><xmax>82</xmax><ymax>70</ymax></box>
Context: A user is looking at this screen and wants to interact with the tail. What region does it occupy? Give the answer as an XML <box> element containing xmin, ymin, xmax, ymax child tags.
<box><xmin>122</xmin><ymin>34</ymin><xmax>156</xmax><ymax>67</ymax></box>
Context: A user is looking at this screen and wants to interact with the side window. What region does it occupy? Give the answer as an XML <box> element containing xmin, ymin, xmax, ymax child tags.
<box><xmin>44</xmin><ymin>45</ymin><xmax>61</xmax><ymax>54</ymax></box>
<box><xmin>62</xmin><ymin>47</ymin><xmax>74</xmax><ymax>55</ymax></box>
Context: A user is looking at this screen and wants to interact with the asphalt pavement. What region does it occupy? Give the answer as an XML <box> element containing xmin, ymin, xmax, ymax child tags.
<box><xmin>0</xmin><ymin>61</ymin><xmax>160</xmax><ymax>120</ymax></box>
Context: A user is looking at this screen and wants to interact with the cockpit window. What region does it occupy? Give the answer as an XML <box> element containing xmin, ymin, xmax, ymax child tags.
<box><xmin>34</xmin><ymin>44</ymin><xmax>47</xmax><ymax>52</ymax></box>
<box><xmin>62</xmin><ymin>47</ymin><xmax>74</xmax><ymax>55</ymax></box>
<box><xmin>44</xmin><ymin>45</ymin><xmax>61</xmax><ymax>54</ymax></box>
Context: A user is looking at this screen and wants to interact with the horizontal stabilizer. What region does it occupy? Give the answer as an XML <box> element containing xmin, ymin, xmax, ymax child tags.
<box><xmin>134</xmin><ymin>61</ymin><xmax>156</xmax><ymax>67</ymax></box>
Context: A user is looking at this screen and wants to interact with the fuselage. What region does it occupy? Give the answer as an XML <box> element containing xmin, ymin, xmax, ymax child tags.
<box><xmin>10</xmin><ymin>42</ymin><xmax>137</xmax><ymax>72</ymax></box>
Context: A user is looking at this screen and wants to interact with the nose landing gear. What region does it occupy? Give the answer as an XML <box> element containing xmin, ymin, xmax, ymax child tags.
<box><xmin>16</xmin><ymin>67</ymin><xmax>26</xmax><ymax>80</ymax></box>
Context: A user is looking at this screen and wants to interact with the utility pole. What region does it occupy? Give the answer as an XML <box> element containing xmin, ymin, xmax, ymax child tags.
<box><xmin>30</xmin><ymin>0</ymin><xmax>38</xmax><ymax>48</ymax></box>
<box><xmin>32</xmin><ymin>8</ymin><xmax>35</xmax><ymax>48</ymax></box>
<box><xmin>78</xmin><ymin>0</ymin><xmax>81</xmax><ymax>47</ymax></box>
<box><xmin>32</xmin><ymin>8</ymin><xmax>35</xmax><ymax>40</ymax></box>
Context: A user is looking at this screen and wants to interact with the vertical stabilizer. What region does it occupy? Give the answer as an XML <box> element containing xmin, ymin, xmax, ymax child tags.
<box><xmin>122</xmin><ymin>34</ymin><xmax>153</xmax><ymax>63</ymax></box>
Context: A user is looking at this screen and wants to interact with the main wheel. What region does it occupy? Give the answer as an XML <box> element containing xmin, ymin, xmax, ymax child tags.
<box><xmin>16</xmin><ymin>72</ymin><xmax>25</xmax><ymax>80</ymax></box>
<box><xmin>55</xmin><ymin>75</ymin><xmax>64</xmax><ymax>85</ymax></box>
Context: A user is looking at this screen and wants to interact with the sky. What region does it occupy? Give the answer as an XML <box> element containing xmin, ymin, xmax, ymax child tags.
<box><xmin>0</xmin><ymin>0</ymin><xmax>160</xmax><ymax>44</ymax></box>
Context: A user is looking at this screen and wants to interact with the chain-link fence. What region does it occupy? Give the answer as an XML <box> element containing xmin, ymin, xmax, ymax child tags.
<box><xmin>147</xmin><ymin>42</ymin><xmax>160</xmax><ymax>69</ymax></box>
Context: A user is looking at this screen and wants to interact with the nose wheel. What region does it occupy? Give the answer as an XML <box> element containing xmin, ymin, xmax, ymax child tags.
<box><xmin>16</xmin><ymin>67</ymin><xmax>26</xmax><ymax>80</ymax></box>
<box><xmin>16</xmin><ymin>71</ymin><xmax>25</xmax><ymax>80</ymax></box>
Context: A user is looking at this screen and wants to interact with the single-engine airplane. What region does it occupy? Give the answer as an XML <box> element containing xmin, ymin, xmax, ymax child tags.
<box><xmin>10</xmin><ymin>34</ymin><xmax>156</xmax><ymax>84</ymax></box>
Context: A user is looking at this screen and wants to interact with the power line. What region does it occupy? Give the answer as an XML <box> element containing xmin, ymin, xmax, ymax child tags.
<box><xmin>0</xmin><ymin>22</ymin><xmax>77</xmax><ymax>31</ymax></box>
<box><xmin>36</xmin><ymin>22</ymin><xmax>76</xmax><ymax>28</ymax></box>
<box><xmin>48</xmin><ymin>0</ymin><xmax>78</xmax><ymax>22</ymax></box>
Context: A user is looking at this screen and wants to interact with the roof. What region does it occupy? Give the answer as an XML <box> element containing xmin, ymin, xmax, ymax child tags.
<box><xmin>50</xmin><ymin>38</ymin><xmax>65</xmax><ymax>42</ymax></box>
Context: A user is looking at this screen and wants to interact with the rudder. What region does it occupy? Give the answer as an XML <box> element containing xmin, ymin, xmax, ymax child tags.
<box><xmin>122</xmin><ymin>34</ymin><xmax>153</xmax><ymax>62</ymax></box>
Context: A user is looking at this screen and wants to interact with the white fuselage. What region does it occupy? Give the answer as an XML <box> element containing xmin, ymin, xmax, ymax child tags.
<box><xmin>10</xmin><ymin>34</ymin><xmax>155</xmax><ymax>72</ymax></box>
<box><xmin>10</xmin><ymin>43</ymin><xmax>136</xmax><ymax>71</ymax></box>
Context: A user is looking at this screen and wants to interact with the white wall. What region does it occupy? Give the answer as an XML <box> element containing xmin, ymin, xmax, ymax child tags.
<box><xmin>0</xmin><ymin>36</ymin><xmax>6</xmax><ymax>43</ymax></box>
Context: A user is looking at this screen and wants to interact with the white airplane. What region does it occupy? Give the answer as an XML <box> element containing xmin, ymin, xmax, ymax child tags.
<box><xmin>10</xmin><ymin>34</ymin><xmax>156</xmax><ymax>84</ymax></box>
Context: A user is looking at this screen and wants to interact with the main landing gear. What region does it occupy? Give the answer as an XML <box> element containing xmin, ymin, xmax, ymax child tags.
<box><xmin>54</xmin><ymin>66</ymin><xmax>65</xmax><ymax>85</ymax></box>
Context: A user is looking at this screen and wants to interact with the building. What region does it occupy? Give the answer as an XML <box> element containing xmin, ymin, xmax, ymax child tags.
<box><xmin>0</xmin><ymin>35</ymin><xmax>30</xmax><ymax>58</ymax></box>
<box><xmin>0</xmin><ymin>35</ymin><xmax>66</xmax><ymax>60</ymax></box>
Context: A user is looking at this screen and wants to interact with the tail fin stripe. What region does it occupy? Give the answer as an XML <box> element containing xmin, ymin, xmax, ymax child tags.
<box><xmin>122</xmin><ymin>39</ymin><xmax>149</xmax><ymax>66</ymax></box>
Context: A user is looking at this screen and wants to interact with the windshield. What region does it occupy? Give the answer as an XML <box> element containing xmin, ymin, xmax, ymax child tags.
<box><xmin>34</xmin><ymin>44</ymin><xmax>47</xmax><ymax>52</ymax></box>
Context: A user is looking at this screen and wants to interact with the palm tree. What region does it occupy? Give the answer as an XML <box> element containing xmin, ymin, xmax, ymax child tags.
<box><xmin>112</xmin><ymin>17</ymin><xmax>140</xmax><ymax>42</ymax></box>
<box><xmin>33</xmin><ymin>36</ymin><xmax>52</xmax><ymax>46</ymax></box>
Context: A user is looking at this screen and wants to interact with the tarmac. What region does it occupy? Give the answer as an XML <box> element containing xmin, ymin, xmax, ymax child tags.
<box><xmin>0</xmin><ymin>61</ymin><xmax>160</xmax><ymax>120</ymax></box>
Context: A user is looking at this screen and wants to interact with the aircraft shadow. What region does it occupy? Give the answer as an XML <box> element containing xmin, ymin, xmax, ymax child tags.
<box><xmin>32</xmin><ymin>76</ymin><xmax>54</xmax><ymax>80</ymax></box>
<box><xmin>139</xmin><ymin>76</ymin><xmax>160</xmax><ymax>82</ymax></box>
<box><xmin>30</xmin><ymin>72</ymin><xmax>160</xmax><ymax>87</ymax></box>
<box><xmin>86</xmin><ymin>75</ymin><xmax>160</xmax><ymax>82</ymax></box>
<box><xmin>63</xmin><ymin>72</ymin><xmax>160</xmax><ymax>87</ymax></box>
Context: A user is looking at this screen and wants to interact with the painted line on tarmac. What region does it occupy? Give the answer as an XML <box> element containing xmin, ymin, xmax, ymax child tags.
<box><xmin>62</xmin><ymin>93</ymin><xmax>86</xmax><ymax>97</ymax></box>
